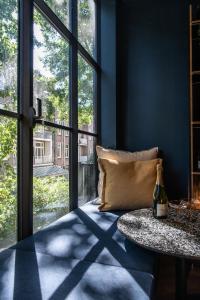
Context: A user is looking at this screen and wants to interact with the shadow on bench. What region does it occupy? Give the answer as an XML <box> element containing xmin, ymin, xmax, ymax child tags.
<box><xmin>0</xmin><ymin>202</ymin><xmax>157</xmax><ymax>300</ymax></box>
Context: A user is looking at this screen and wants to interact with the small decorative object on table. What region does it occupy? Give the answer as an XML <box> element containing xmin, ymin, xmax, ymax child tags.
<box><xmin>169</xmin><ymin>199</ymin><xmax>188</xmax><ymax>214</ymax></box>
<box><xmin>153</xmin><ymin>162</ymin><xmax>168</xmax><ymax>219</ymax></box>
<box><xmin>189</xmin><ymin>198</ymin><xmax>200</xmax><ymax>210</ymax></box>
<box><xmin>169</xmin><ymin>198</ymin><xmax>200</xmax><ymax>224</ymax></box>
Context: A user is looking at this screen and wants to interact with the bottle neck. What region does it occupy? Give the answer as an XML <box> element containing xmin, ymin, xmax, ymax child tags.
<box><xmin>156</xmin><ymin>164</ymin><xmax>164</xmax><ymax>187</ymax></box>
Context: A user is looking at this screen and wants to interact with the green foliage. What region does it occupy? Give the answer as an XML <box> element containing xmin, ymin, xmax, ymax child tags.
<box><xmin>0</xmin><ymin>0</ymin><xmax>17</xmax><ymax>64</ymax></box>
<box><xmin>78</xmin><ymin>0</ymin><xmax>94</xmax><ymax>54</ymax></box>
<box><xmin>33</xmin><ymin>176</ymin><xmax>69</xmax><ymax>214</ymax></box>
<box><xmin>0</xmin><ymin>163</ymin><xmax>17</xmax><ymax>237</ymax></box>
<box><xmin>0</xmin><ymin>0</ymin><xmax>18</xmax><ymax>111</ymax></box>
<box><xmin>43</xmin><ymin>0</ymin><xmax>69</xmax><ymax>25</ymax></box>
<box><xmin>0</xmin><ymin>118</ymin><xmax>17</xmax><ymax>240</ymax></box>
<box><xmin>0</xmin><ymin>118</ymin><xmax>16</xmax><ymax>161</ymax></box>
<box><xmin>78</xmin><ymin>55</ymin><xmax>93</xmax><ymax>126</ymax></box>
<box><xmin>79</xmin><ymin>0</ymin><xmax>91</xmax><ymax>19</ymax></box>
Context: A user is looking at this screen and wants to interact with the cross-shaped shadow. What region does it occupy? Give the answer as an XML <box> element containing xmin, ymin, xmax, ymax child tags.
<box><xmin>0</xmin><ymin>207</ymin><xmax>155</xmax><ymax>299</ymax></box>
<box><xmin>48</xmin><ymin>208</ymin><xmax>154</xmax><ymax>299</ymax></box>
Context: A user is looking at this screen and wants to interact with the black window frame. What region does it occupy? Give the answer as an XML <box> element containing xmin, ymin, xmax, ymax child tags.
<box><xmin>0</xmin><ymin>0</ymin><xmax>100</xmax><ymax>242</ymax></box>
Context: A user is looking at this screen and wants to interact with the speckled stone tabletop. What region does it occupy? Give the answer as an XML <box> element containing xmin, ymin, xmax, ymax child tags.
<box><xmin>117</xmin><ymin>207</ymin><xmax>200</xmax><ymax>259</ymax></box>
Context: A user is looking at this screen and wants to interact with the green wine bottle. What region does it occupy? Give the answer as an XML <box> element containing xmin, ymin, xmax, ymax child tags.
<box><xmin>153</xmin><ymin>163</ymin><xmax>168</xmax><ymax>219</ymax></box>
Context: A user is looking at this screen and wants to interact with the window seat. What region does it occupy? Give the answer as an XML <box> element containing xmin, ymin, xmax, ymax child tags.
<box><xmin>0</xmin><ymin>201</ymin><xmax>157</xmax><ymax>300</ymax></box>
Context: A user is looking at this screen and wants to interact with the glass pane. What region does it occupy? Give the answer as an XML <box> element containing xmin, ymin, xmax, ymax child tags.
<box><xmin>78</xmin><ymin>0</ymin><xmax>96</xmax><ymax>56</ymax></box>
<box><xmin>33</xmin><ymin>9</ymin><xmax>70</xmax><ymax>126</ymax></box>
<box><xmin>44</xmin><ymin>0</ymin><xmax>69</xmax><ymax>28</ymax></box>
<box><xmin>78</xmin><ymin>54</ymin><xmax>95</xmax><ymax>132</ymax></box>
<box><xmin>78</xmin><ymin>134</ymin><xmax>96</xmax><ymax>206</ymax></box>
<box><xmin>0</xmin><ymin>116</ymin><xmax>17</xmax><ymax>249</ymax></box>
<box><xmin>33</xmin><ymin>125</ymin><xmax>70</xmax><ymax>232</ymax></box>
<box><xmin>0</xmin><ymin>0</ymin><xmax>18</xmax><ymax>112</ymax></box>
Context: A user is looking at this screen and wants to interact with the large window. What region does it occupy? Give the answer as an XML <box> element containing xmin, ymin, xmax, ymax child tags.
<box><xmin>0</xmin><ymin>0</ymin><xmax>100</xmax><ymax>249</ymax></box>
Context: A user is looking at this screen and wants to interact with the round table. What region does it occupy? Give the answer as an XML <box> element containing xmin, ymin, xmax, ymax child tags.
<box><xmin>117</xmin><ymin>207</ymin><xmax>200</xmax><ymax>300</ymax></box>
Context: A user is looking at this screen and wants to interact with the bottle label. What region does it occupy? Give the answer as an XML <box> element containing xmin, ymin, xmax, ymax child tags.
<box><xmin>157</xmin><ymin>204</ymin><xmax>168</xmax><ymax>217</ymax></box>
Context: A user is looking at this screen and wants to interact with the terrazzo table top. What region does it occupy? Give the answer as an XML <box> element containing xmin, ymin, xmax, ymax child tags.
<box><xmin>117</xmin><ymin>207</ymin><xmax>200</xmax><ymax>259</ymax></box>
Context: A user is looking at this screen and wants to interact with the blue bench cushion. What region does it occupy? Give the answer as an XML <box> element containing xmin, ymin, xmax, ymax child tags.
<box><xmin>0</xmin><ymin>248</ymin><xmax>154</xmax><ymax>300</ymax></box>
<box><xmin>0</xmin><ymin>201</ymin><xmax>157</xmax><ymax>299</ymax></box>
<box><xmin>12</xmin><ymin>202</ymin><xmax>156</xmax><ymax>273</ymax></box>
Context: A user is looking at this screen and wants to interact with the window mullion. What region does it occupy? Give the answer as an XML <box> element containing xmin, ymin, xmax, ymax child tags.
<box><xmin>18</xmin><ymin>0</ymin><xmax>34</xmax><ymax>240</ymax></box>
<box><xmin>69</xmin><ymin>0</ymin><xmax>78</xmax><ymax>211</ymax></box>
<box><xmin>92</xmin><ymin>0</ymin><xmax>101</xmax><ymax>197</ymax></box>
<box><xmin>95</xmin><ymin>0</ymin><xmax>101</xmax><ymax>144</ymax></box>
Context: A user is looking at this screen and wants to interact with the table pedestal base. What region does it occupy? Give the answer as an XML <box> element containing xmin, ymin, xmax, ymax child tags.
<box><xmin>175</xmin><ymin>258</ymin><xmax>188</xmax><ymax>300</ymax></box>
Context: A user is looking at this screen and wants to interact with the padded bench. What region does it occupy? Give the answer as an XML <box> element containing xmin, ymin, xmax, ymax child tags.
<box><xmin>0</xmin><ymin>201</ymin><xmax>157</xmax><ymax>300</ymax></box>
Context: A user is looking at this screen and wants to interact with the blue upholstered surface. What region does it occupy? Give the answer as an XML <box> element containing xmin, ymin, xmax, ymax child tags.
<box><xmin>0</xmin><ymin>202</ymin><xmax>157</xmax><ymax>299</ymax></box>
<box><xmin>0</xmin><ymin>249</ymin><xmax>154</xmax><ymax>300</ymax></box>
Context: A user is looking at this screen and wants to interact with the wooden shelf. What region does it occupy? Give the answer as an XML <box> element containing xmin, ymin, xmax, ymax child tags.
<box><xmin>189</xmin><ymin>5</ymin><xmax>200</xmax><ymax>199</ymax></box>
<box><xmin>192</xmin><ymin>70</ymin><xmax>200</xmax><ymax>75</ymax></box>
<box><xmin>192</xmin><ymin>121</ymin><xmax>200</xmax><ymax>125</ymax></box>
<box><xmin>192</xmin><ymin>81</ymin><xmax>200</xmax><ymax>85</ymax></box>
<box><xmin>192</xmin><ymin>20</ymin><xmax>200</xmax><ymax>25</ymax></box>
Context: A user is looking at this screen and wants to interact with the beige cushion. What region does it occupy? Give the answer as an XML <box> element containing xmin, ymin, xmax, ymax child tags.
<box><xmin>96</xmin><ymin>145</ymin><xmax>158</xmax><ymax>162</ymax></box>
<box><xmin>98</xmin><ymin>158</ymin><xmax>162</xmax><ymax>211</ymax></box>
<box><xmin>96</xmin><ymin>145</ymin><xmax>158</xmax><ymax>202</ymax></box>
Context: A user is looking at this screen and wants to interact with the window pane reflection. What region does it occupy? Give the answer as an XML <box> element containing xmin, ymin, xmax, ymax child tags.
<box><xmin>78</xmin><ymin>134</ymin><xmax>96</xmax><ymax>206</ymax></box>
<box><xmin>33</xmin><ymin>125</ymin><xmax>70</xmax><ymax>232</ymax></box>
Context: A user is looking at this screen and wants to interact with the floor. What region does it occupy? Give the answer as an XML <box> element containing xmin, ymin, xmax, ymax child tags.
<box><xmin>155</xmin><ymin>256</ymin><xmax>200</xmax><ymax>300</ymax></box>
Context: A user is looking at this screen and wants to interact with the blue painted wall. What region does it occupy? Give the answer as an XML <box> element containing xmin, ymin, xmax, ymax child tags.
<box><xmin>100</xmin><ymin>0</ymin><xmax>117</xmax><ymax>148</ymax></box>
<box><xmin>118</xmin><ymin>0</ymin><xmax>190</xmax><ymax>199</ymax></box>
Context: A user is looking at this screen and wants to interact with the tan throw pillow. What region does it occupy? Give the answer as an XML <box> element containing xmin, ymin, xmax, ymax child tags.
<box><xmin>96</xmin><ymin>145</ymin><xmax>159</xmax><ymax>203</ymax></box>
<box><xmin>98</xmin><ymin>158</ymin><xmax>162</xmax><ymax>211</ymax></box>
<box><xmin>96</xmin><ymin>145</ymin><xmax>158</xmax><ymax>162</ymax></box>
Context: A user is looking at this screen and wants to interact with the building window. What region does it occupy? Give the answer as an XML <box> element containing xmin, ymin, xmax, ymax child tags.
<box><xmin>0</xmin><ymin>0</ymin><xmax>100</xmax><ymax>247</ymax></box>
<box><xmin>65</xmin><ymin>145</ymin><xmax>69</xmax><ymax>158</ymax></box>
<box><xmin>35</xmin><ymin>141</ymin><xmax>45</xmax><ymax>159</ymax></box>
<box><xmin>57</xmin><ymin>142</ymin><xmax>62</xmax><ymax>158</ymax></box>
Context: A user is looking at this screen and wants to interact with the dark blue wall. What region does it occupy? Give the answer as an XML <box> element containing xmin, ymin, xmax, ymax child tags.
<box><xmin>100</xmin><ymin>0</ymin><xmax>117</xmax><ymax>148</ymax></box>
<box><xmin>100</xmin><ymin>0</ymin><xmax>190</xmax><ymax>199</ymax></box>
<box><xmin>119</xmin><ymin>0</ymin><xmax>190</xmax><ymax>199</ymax></box>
